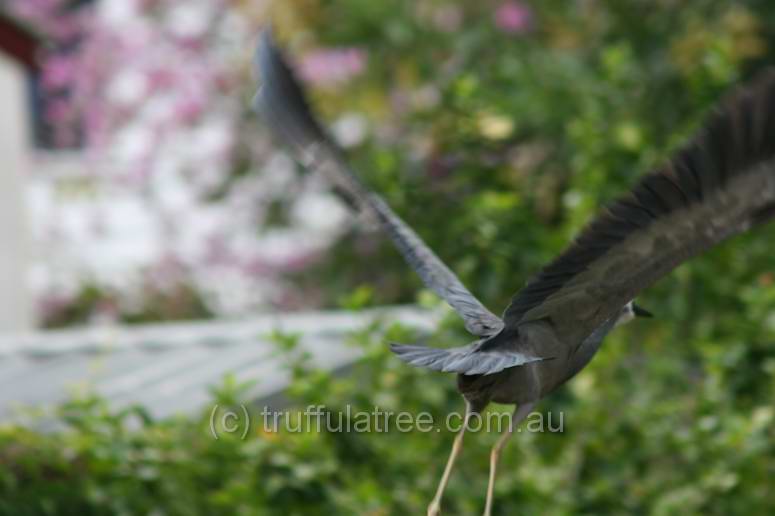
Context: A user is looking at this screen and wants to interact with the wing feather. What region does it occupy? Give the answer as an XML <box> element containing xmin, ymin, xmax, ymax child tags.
<box><xmin>502</xmin><ymin>70</ymin><xmax>775</xmax><ymax>347</ymax></box>
<box><xmin>255</xmin><ymin>31</ymin><xmax>503</xmax><ymax>337</ymax></box>
<box><xmin>390</xmin><ymin>342</ymin><xmax>544</xmax><ymax>375</ymax></box>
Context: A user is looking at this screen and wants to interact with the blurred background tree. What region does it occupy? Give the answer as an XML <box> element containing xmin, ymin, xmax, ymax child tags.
<box><xmin>2</xmin><ymin>0</ymin><xmax>775</xmax><ymax>514</ymax></box>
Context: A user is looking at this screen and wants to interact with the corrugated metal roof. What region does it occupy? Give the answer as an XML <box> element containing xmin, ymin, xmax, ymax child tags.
<box><xmin>0</xmin><ymin>306</ymin><xmax>437</xmax><ymax>422</ymax></box>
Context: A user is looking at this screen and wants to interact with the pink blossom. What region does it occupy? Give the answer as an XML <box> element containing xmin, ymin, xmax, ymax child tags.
<box><xmin>83</xmin><ymin>109</ymin><xmax>108</xmax><ymax>148</ymax></box>
<box><xmin>42</xmin><ymin>55</ymin><xmax>76</xmax><ymax>89</ymax></box>
<box><xmin>494</xmin><ymin>1</ymin><xmax>533</xmax><ymax>34</ymax></box>
<box><xmin>298</xmin><ymin>48</ymin><xmax>367</xmax><ymax>87</ymax></box>
<box><xmin>148</xmin><ymin>68</ymin><xmax>176</xmax><ymax>91</ymax></box>
<box><xmin>174</xmin><ymin>96</ymin><xmax>206</xmax><ymax>124</ymax></box>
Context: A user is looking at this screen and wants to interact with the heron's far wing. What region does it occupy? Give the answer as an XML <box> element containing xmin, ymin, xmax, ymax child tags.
<box><xmin>254</xmin><ymin>31</ymin><xmax>504</xmax><ymax>337</ymax></box>
<box><xmin>501</xmin><ymin>69</ymin><xmax>775</xmax><ymax>347</ymax></box>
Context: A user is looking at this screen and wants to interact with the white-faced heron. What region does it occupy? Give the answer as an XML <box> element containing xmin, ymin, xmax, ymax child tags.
<box><xmin>254</xmin><ymin>31</ymin><xmax>775</xmax><ymax>516</ymax></box>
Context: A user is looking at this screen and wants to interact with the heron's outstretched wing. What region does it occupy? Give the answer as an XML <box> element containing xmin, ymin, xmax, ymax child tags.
<box><xmin>500</xmin><ymin>70</ymin><xmax>775</xmax><ymax>348</ymax></box>
<box><xmin>254</xmin><ymin>31</ymin><xmax>504</xmax><ymax>337</ymax></box>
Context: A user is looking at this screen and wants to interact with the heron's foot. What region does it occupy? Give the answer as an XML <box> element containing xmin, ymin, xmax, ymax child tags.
<box><xmin>427</xmin><ymin>500</ymin><xmax>442</xmax><ymax>516</ymax></box>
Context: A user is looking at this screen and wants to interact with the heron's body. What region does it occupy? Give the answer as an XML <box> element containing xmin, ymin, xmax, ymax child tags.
<box><xmin>253</xmin><ymin>30</ymin><xmax>775</xmax><ymax>515</ymax></box>
<box><xmin>458</xmin><ymin>305</ymin><xmax>627</xmax><ymax>409</ymax></box>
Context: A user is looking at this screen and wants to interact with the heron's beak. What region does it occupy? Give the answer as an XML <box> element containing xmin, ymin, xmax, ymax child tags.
<box><xmin>633</xmin><ymin>304</ymin><xmax>654</xmax><ymax>318</ymax></box>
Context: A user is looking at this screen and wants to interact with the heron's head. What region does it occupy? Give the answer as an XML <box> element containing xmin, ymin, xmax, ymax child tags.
<box><xmin>615</xmin><ymin>301</ymin><xmax>653</xmax><ymax>327</ymax></box>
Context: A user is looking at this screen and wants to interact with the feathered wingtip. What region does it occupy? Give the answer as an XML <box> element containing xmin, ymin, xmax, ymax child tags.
<box><xmin>253</xmin><ymin>28</ymin><xmax>385</xmax><ymax>228</ymax></box>
<box><xmin>253</xmin><ymin>28</ymin><xmax>330</xmax><ymax>153</ymax></box>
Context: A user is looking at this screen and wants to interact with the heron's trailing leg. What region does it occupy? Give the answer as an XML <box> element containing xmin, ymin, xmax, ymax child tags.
<box><xmin>482</xmin><ymin>401</ymin><xmax>535</xmax><ymax>516</ymax></box>
<box><xmin>427</xmin><ymin>401</ymin><xmax>474</xmax><ymax>516</ymax></box>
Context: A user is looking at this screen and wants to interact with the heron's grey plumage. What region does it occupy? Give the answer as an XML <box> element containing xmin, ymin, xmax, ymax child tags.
<box><xmin>254</xmin><ymin>30</ymin><xmax>775</xmax><ymax>394</ymax></box>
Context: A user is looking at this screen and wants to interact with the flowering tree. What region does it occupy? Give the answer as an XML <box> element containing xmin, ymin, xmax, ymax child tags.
<box><xmin>10</xmin><ymin>0</ymin><xmax>368</xmax><ymax>325</ymax></box>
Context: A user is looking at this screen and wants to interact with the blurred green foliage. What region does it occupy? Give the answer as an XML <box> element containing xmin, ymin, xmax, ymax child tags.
<box><xmin>4</xmin><ymin>0</ymin><xmax>775</xmax><ymax>514</ymax></box>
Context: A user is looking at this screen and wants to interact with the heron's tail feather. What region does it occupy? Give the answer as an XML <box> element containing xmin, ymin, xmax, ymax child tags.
<box><xmin>389</xmin><ymin>342</ymin><xmax>545</xmax><ymax>376</ymax></box>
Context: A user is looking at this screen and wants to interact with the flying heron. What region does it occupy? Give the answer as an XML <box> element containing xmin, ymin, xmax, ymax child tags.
<box><xmin>254</xmin><ymin>31</ymin><xmax>775</xmax><ymax>516</ymax></box>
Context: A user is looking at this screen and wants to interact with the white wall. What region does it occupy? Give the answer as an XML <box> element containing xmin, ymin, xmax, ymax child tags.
<box><xmin>0</xmin><ymin>53</ymin><xmax>32</xmax><ymax>330</ymax></box>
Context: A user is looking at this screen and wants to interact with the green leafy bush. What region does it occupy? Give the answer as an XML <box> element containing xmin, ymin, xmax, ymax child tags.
<box><xmin>2</xmin><ymin>305</ymin><xmax>774</xmax><ymax>515</ymax></box>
